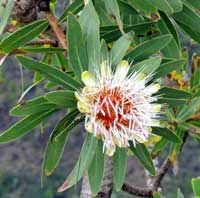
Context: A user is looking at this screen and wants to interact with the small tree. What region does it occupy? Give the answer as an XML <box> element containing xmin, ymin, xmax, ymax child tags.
<box><xmin>0</xmin><ymin>0</ymin><xmax>200</xmax><ymax>197</ymax></box>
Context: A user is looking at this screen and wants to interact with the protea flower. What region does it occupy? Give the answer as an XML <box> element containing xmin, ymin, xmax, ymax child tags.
<box><xmin>75</xmin><ymin>60</ymin><xmax>161</xmax><ymax>156</ymax></box>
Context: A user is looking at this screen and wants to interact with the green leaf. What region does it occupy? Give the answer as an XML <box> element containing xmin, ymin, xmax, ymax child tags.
<box><xmin>129</xmin><ymin>142</ymin><xmax>155</xmax><ymax>175</ymax></box>
<box><xmin>191</xmin><ymin>71</ymin><xmax>200</xmax><ymax>88</ymax></box>
<box><xmin>0</xmin><ymin>0</ymin><xmax>14</xmax><ymax>35</ymax></box>
<box><xmin>173</xmin><ymin>5</ymin><xmax>200</xmax><ymax>43</ymax></box>
<box><xmin>151</xmin><ymin>137</ymin><xmax>169</xmax><ymax>157</ymax></box>
<box><xmin>58</xmin><ymin>133</ymin><xmax>97</xmax><ymax>192</ymax></box>
<box><xmin>110</xmin><ymin>32</ymin><xmax>133</xmax><ymax>65</ymax></box>
<box><xmin>100</xmin><ymin>21</ymin><xmax>155</xmax><ymax>42</ymax></box>
<box><xmin>88</xmin><ymin>140</ymin><xmax>104</xmax><ymax>195</ymax></box>
<box><xmin>0</xmin><ymin>109</ymin><xmax>56</xmax><ymax>143</ymax></box>
<box><xmin>79</xmin><ymin>1</ymin><xmax>100</xmax><ymax>71</ymax></box>
<box><xmin>67</xmin><ymin>14</ymin><xmax>88</xmax><ymax>79</ymax></box>
<box><xmin>45</xmin><ymin>90</ymin><xmax>76</xmax><ymax>107</ymax></box>
<box><xmin>43</xmin><ymin>110</ymin><xmax>82</xmax><ymax>176</ymax></box>
<box><xmin>148</xmin><ymin>0</ymin><xmax>174</xmax><ymax>14</ymax></box>
<box><xmin>173</xmin><ymin>5</ymin><xmax>200</xmax><ymax>34</ymax></box>
<box><xmin>100</xmin><ymin>39</ymin><xmax>109</xmax><ymax>62</ymax></box>
<box><xmin>0</xmin><ymin>19</ymin><xmax>48</xmax><ymax>53</ymax></box>
<box><xmin>185</xmin><ymin>0</ymin><xmax>200</xmax><ymax>10</ymax></box>
<box><xmin>152</xmin><ymin>127</ymin><xmax>182</xmax><ymax>143</ymax></box>
<box><xmin>169</xmin><ymin>127</ymin><xmax>183</xmax><ymax>161</ymax></box>
<box><xmin>158</xmin><ymin>13</ymin><xmax>180</xmax><ymax>59</ymax></box>
<box><xmin>17</xmin><ymin>56</ymin><xmax>81</xmax><ymax>90</ymax></box>
<box><xmin>192</xmin><ymin>177</ymin><xmax>200</xmax><ymax>196</ymax></box>
<box><xmin>167</xmin><ymin>0</ymin><xmax>183</xmax><ymax>12</ymax></box>
<box><xmin>130</xmin><ymin>56</ymin><xmax>162</xmax><ymax>75</ymax></box>
<box><xmin>58</xmin><ymin>0</ymin><xmax>84</xmax><ymax>23</ymax></box>
<box><xmin>125</xmin><ymin>35</ymin><xmax>172</xmax><ymax>63</ymax></box>
<box><xmin>153</xmin><ymin>59</ymin><xmax>185</xmax><ymax>79</ymax></box>
<box><xmin>113</xmin><ymin>147</ymin><xmax>127</xmax><ymax>191</ymax></box>
<box><xmin>104</xmin><ymin>0</ymin><xmax>124</xmax><ymax>35</ymax></box>
<box><xmin>50</xmin><ymin>109</ymin><xmax>80</xmax><ymax>140</ymax></box>
<box><xmin>156</xmin><ymin>87</ymin><xmax>192</xmax><ymax>99</ymax></box>
<box><xmin>10</xmin><ymin>96</ymin><xmax>57</xmax><ymax>117</ymax></box>
<box><xmin>127</xmin><ymin>0</ymin><xmax>156</xmax><ymax>14</ymax></box>
<box><xmin>176</xmin><ymin>97</ymin><xmax>200</xmax><ymax>122</ymax></box>
<box><xmin>157</xmin><ymin>98</ymin><xmax>187</xmax><ymax>107</ymax></box>
<box><xmin>153</xmin><ymin>191</ymin><xmax>162</xmax><ymax>198</ymax></box>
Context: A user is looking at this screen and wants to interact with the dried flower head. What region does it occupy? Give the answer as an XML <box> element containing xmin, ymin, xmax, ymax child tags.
<box><xmin>75</xmin><ymin>60</ymin><xmax>161</xmax><ymax>156</ymax></box>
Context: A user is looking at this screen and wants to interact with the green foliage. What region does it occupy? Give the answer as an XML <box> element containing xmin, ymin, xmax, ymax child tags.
<box><xmin>1</xmin><ymin>0</ymin><xmax>200</xmax><ymax>197</ymax></box>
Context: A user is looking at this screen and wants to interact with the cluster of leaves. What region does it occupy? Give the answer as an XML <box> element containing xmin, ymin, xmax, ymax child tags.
<box><xmin>0</xmin><ymin>0</ymin><xmax>200</xmax><ymax>197</ymax></box>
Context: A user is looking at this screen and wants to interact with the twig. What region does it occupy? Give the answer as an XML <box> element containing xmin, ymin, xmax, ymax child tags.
<box><xmin>45</xmin><ymin>12</ymin><xmax>68</xmax><ymax>51</ymax></box>
<box><xmin>122</xmin><ymin>132</ymin><xmax>189</xmax><ymax>197</ymax></box>
<box><xmin>122</xmin><ymin>183</ymin><xmax>153</xmax><ymax>197</ymax></box>
<box><xmin>153</xmin><ymin>132</ymin><xmax>188</xmax><ymax>191</ymax></box>
<box><xmin>27</xmin><ymin>39</ymin><xmax>57</xmax><ymax>46</ymax></box>
<box><xmin>152</xmin><ymin>157</ymin><xmax>171</xmax><ymax>191</ymax></box>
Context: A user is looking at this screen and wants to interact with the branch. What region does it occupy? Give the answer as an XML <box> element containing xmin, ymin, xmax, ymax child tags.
<box><xmin>122</xmin><ymin>183</ymin><xmax>153</xmax><ymax>198</ymax></box>
<box><xmin>153</xmin><ymin>132</ymin><xmax>188</xmax><ymax>191</ymax></box>
<box><xmin>27</xmin><ymin>39</ymin><xmax>57</xmax><ymax>46</ymax></box>
<box><xmin>152</xmin><ymin>157</ymin><xmax>171</xmax><ymax>191</ymax></box>
<box><xmin>122</xmin><ymin>132</ymin><xmax>189</xmax><ymax>197</ymax></box>
<box><xmin>45</xmin><ymin>12</ymin><xmax>68</xmax><ymax>51</ymax></box>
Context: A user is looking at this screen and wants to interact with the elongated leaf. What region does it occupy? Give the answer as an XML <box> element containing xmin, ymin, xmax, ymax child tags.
<box><xmin>100</xmin><ymin>21</ymin><xmax>155</xmax><ymax>42</ymax></box>
<box><xmin>67</xmin><ymin>14</ymin><xmax>88</xmax><ymax>79</ymax></box>
<box><xmin>17</xmin><ymin>56</ymin><xmax>81</xmax><ymax>90</ymax></box>
<box><xmin>149</xmin><ymin>0</ymin><xmax>174</xmax><ymax>14</ymax></box>
<box><xmin>45</xmin><ymin>90</ymin><xmax>76</xmax><ymax>107</ymax></box>
<box><xmin>88</xmin><ymin>140</ymin><xmax>104</xmax><ymax>195</ymax></box>
<box><xmin>158</xmin><ymin>13</ymin><xmax>180</xmax><ymax>59</ymax></box>
<box><xmin>0</xmin><ymin>109</ymin><xmax>56</xmax><ymax>143</ymax></box>
<box><xmin>79</xmin><ymin>1</ymin><xmax>100</xmax><ymax>71</ymax></box>
<box><xmin>127</xmin><ymin>0</ymin><xmax>156</xmax><ymax>14</ymax></box>
<box><xmin>156</xmin><ymin>87</ymin><xmax>192</xmax><ymax>99</ymax></box>
<box><xmin>169</xmin><ymin>127</ymin><xmax>183</xmax><ymax>161</ymax></box>
<box><xmin>58</xmin><ymin>0</ymin><xmax>84</xmax><ymax>23</ymax></box>
<box><xmin>104</xmin><ymin>0</ymin><xmax>124</xmax><ymax>35</ymax></box>
<box><xmin>0</xmin><ymin>0</ymin><xmax>14</xmax><ymax>35</ymax></box>
<box><xmin>151</xmin><ymin>137</ymin><xmax>169</xmax><ymax>157</ymax></box>
<box><xmin>10</xmin><ymin>96</ymin><xmax>57</xmax><ymax>117</ymax></box>
<box><xmin>0</xmin><ymin>19</ymin><xmax>48</xmax><ymax>53</ymax></box>
<box><xmin>157</xmin><ymin>98</ymin><xmax>187</xmax><ymax>107</ymax></box>
<box><xmin>153</xmin><ymin>59</ymin><xmax>185</xmax><ymax>79</ymax></box>
<box><xmin>167</xmin><ymin>0</ymin><xmax>183</xmax><ymax>12</ymax></box>
<box><xmin>58</xmin><ymin>133</ymin><xmax>97</xmax><ymax>192</ymax></box>
<box><xmin>185</xmin><ymin>0</ymin><xmax>200</xmax><ymax>9</ymax></box>
<box><xmin>176</xmin><ymin>97</ymin><xmax>200</xmax><ymax>122</ymax></box>
<box><xmin>130</xmin><ymin>56</ymin><xmax>162</xmax><ymax>75</ymax></box>
<box><xmin>173</xmin><ymin>5</ymin><xmax>200</xmax><ymax>34</ymax></box>
<box><xmin>43</xmin><ymin>110</ymin><xmax>82</xmax><ymax>176</ymax></box>
<box><xmin>111</xmin><ymin>32</ymin><xmax>133</xmax><ymax>65</ymax></box>
<box><xmin>152</xmin><ymin>127</ymin><xmax>182</xmax><ymax>143</ymax></box>
<box><xmin>129</xmin><ymin>142</ymin><xmax>155</xmax><ymax>175</ymax></box>
<box><xmin>125</xmin><ymin>35</ymin><xmax>172</xmax><ymax>63</ymax></box>
<box><xmin>192</xmin><ymin>177</ymin><xmax>200</xmax><ymax>196</ymax></box>
<box><xmin>51</xmin><ymin>109</ymin><xmax>80</xmax><ymax>140</ymax></box>
<box><xmin>113</xmin><ymin>147</ymin><xmax>127</xmax><ymax>191</ymax></box>
<box><xmin>100</xmin><ymin>39</ymin><xmax>109</xmax><ymax>62</ymax></box>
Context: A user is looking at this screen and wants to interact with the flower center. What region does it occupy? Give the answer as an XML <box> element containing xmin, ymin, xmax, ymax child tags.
<box><xmin>94</xmin><ymin>87</ymin><xmax>132</xmax><ymax>130</ymax></box>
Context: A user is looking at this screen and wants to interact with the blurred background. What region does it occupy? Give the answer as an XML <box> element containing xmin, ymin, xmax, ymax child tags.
<box><xmin>1</xmin><ymin>1</ymin><xmax>200</xmax><ymax>198</ymax></box>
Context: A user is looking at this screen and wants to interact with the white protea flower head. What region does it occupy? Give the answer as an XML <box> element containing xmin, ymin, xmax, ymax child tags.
<box><xmin>75</xmin><ymin>60</ymin><xmax>161</xmax><ymax>156</ymax></box>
